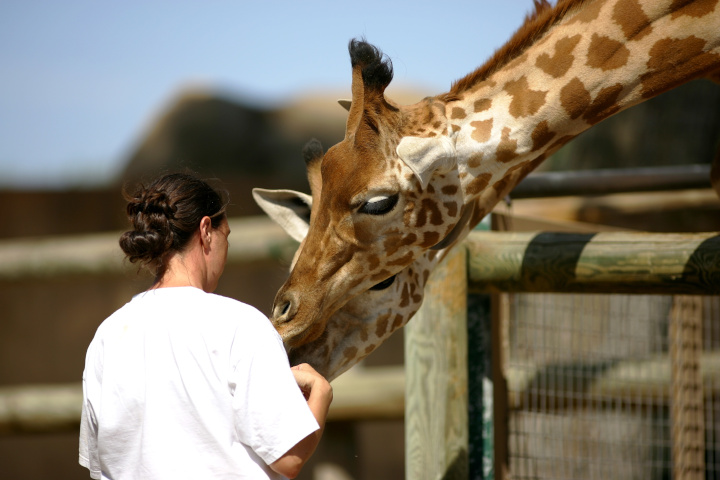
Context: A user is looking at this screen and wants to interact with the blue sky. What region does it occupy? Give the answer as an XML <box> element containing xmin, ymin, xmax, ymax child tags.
<box><xmin>0</xmin><ymin>1</ymin><xmax>532</xmax><ymax>189</ymax></box>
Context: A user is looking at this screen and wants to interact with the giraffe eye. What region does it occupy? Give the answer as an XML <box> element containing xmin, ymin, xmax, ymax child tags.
<box><xmin>370</xmin><ymin>274</ymin><xmax>396</xmax><ymax>291</ymax></box>
<box><xmin>359</xmin><ymin>193</ymin><xmax>399</xmax><ymax>215</ymax></box>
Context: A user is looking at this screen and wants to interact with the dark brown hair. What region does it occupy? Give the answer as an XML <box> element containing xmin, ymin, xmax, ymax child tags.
<box><xmin>119</xmin><ymin>173</ymin><xmax>228</xmax><ymax>275</ymax></box>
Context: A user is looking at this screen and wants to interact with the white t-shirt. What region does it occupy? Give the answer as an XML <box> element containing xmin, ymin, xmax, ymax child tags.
<box><xmin>79</xmin><ymin>287</ymin><xmax>319</xmax><ymax>480</ymax></box>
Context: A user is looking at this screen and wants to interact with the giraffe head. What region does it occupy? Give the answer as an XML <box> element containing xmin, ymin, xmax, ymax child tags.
<box><xmin>266</xmin><ymin>40</ymin><xmax>470</xmax><ymax>350</ymax></box>
<box><xmin>254</xmin><ymin>138</ymin><xmax>444</xmax><ymax>380</ymax></box>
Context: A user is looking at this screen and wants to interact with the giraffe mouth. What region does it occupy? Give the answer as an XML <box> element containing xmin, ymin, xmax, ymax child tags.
<box><xmin>370</xmin><ymin>274</ymin><xmax>396</xmax><ymax>291</ymax></box>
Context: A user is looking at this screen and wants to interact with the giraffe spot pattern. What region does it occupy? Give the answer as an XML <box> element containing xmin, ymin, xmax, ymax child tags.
<box><xmin>640</xmin><ymin>36</ymin><xmax>720</xmax><ymax>98</ymax></box>
<box><xmin>613</xmin><ymin>0</ymin><xmax>653</xmax><ymax>41</ymax></box>
<box><xmin>536</xmin><ymin>35</ymin><xmax>581</xmax><ymax>78</ymax></box>
<box><xmin>451</xmin><ymin>107</ymin><xmax>467</xmax><ymax>119</ymax></box>
<box><xmin>391</xmin><ymin>313</ymin><xmax>405</xmax><ymax>331</ymax></box>
<box><xmin>421</xmin><ymin>231</ymin><xmax>440</xmax><ymax>248</ymax></box>
<box><xmin>367</xmin><ymin>254</ymin><xmax>380</xmax><ymax>271</ymax></box>
<box><xmin>466</xmin><ymin>173</ymin><xmax>492</xmax><ymax>196</ymax></box>
<box><xmin>443</xmin><ymin>201</ymin><xmax>458</xmax><ymax>217</ymax></box>
<box><xmin>383</xmin><ymin>235</ymin><xmax>403</xmax><ymax>257</ymax></box>
<box><xmin>504</xmin><ymin>76</ymin><xmax>548</xmax><ymax>117</ymax></box>
<box><xmin>561</xmin><ymin>77</ymin><xmax>623</xmax><ymax>125</ymax></box>
<box><xmin>441</xmin><ymin>185</ymin><xmax>458</xmax><ymax>195</ymax></box>
<box><xmin>400</xmin><ymin>283</ymin><xmax>410</xmax><ymax>307</ymax></box>
<box><xmin>568</xmin><ymin>0</ymin><xmax>606</xmax><ymax>23</ymax></box>
<box><xmin>584</xmin><ymin>83</ymin><xmax>624</xmax><ymax>124</ymax></box>
<box><xmin>560</xmin><ymin>77</ymin><xmax>591</xmax><ymax>119</ymax></box>
<box><xmin>474</xmin><ymin>98</ymin><xmax>492</xmax><ymax>112</ymax></box>
<box><xmin>403</xmin><ymin>232</ymin><xmax>418</xmax><ymax>246</ymax></box>
<box><xmin>586</xmin><ymin>33</ymin><xmax>630</xmax><ymax>71</ymax></box>
<box><xmin>531</xmin><ymin>120</ymin><xmax>556</xmax><ymax>151</ymax></box>
<box><xmin>375</xmin><ymin>313</ymin><xmax>391</xmax><ymax>338</ymax></box>
<box><xmin>415</xmin><ymin>198</ymin><xmax>444</xmax><ymax>228</ymax></box>
<box><xmin>388</xmin><ymin>251</ymin><xmax>414</xmax><ymax>268</ymax></box>
<box><xmin>343</xmin><ymin>346</ymin><xmax>358</xmax><ymax>360</ymax></box>
<box><xmin>496</xmin><ymin>127</ymin><xmax>520</xmax><ymax>163</ymax></box>
<box><xmin>471</xmin><ymin>119</ymin><xmax>493</xmax><ymax>143</ymax></box>
<box><xmin>670</xmin><ymin>0</ymin><xmax>719</xmax><ymax>19</ymax></box>
<box><xmin>467</xmin><ymin>153</ymin><xmax>483</xmax><ymax>169</ymax></box>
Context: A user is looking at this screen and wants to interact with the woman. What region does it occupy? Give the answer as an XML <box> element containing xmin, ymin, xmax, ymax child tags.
<box><xmin>79</xmin><ymin>173</ymin><xmax>332</xmax><ymax>479</ymax></box>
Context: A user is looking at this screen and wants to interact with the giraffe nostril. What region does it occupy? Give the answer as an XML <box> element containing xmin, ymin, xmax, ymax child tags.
<box><xmin>272</xmin><ymin>291</ymin><xmax>298</xmax><ymax>324</ymax></box>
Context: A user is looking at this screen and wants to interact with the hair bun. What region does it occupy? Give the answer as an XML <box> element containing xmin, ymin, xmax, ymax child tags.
<box><xmin>127</xmin><ymin>189</ymin><xmax>176</xmax><ymax>219</ymax></box>
<box><xmin>120</xmin><ymin>173</ymin><xmax>228</xmax><ymax>276</ymax></box>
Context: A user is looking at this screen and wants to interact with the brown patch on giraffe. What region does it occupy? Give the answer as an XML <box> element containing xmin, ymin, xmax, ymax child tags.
<box><xmin>432</xmin><ymin>121</ymin><xmax>443</xmax><ymax>129</ymax></box>
<box><xmin>391</xmin><ymin>313</ymin><xmax>404</xmax><ymax>331</ymax></box>
<box><xmin>410</xmin><ymin>283</ymin><xmax>422</xmax><ymax>303</ymax></box>
<box><xmin>343</xmin><ymin>346</ymin><xmax>358</xmax><ymax>361</ymax></box>
<box><xmin>388</xmin><ymin>251</ymin><xmax>414</xmax><ymax>268</ymax></box>
<box><xmin>415</xmin><ymin>198</ymin><xmax>444</xmax><ymax>228</ymax></box>
<box><xmin>359</xmin><ymin>327</ymin><xmax>368</xmax><ymax>343</ymax></box>
<box><xmin>400</xmin><ymin>233</ymin><xmax>418</xmax><ymax>247</ymax></box>
<box><xmin>399</xmin><ymin>283</ymin><xmax>410</xmax><ymax>308</ymax></box>
<box><xmin>640</xmin><ymin>36</ymin><xmax>720</xmax><ymax>98</ymax></box>
<box><xmin>421</xmin><ymin>231</ymin><xmax>441</xmax><ymax>248</ymax></box>
<box><xmin>670</xmin><ymin>0</ymin><xmax>719</xmax><ymax>18</ymax></box>
<box><xmin>560</xmin><ymin>77</ymin><xmax>591</xmax><ymax>119</ymax></box>
<box><xmin>536</xmin><ymin>35</ymin><xmax>581</xmax><ymax>78</ymax></box>
<box><xmin>375</xmin><ymin>312</ymin><xmax>391</xmax><ymax>338</ymax></box>
<box><xmin>474</xmin><ymin>98</ymin><xmax>492</xmax><ymax>113</ymax></box>
<box><xmin>613</xmin><ymin>0</ymin><xmax>652</xmax><ymax>41</ymax></box>
<box><xmin>531</xmin><ymin>120</ymin><xmax>556</xmax><ymax>151</ymax></box>
<box><xmin>383</xmin><ymin>236</ymin><xmax>403</xmax><ymax>257</ymax></box>
<box><xmin>584</xmin><ymin>83</ymin><xmax>624</xmax><ymax>124</ymax></box>
<box><xmin>467</xmin><ymin>153</ymin><xmax>483</xmax><ymax>169</ymax></box>
<box><xmin>471</xmin><ymin>119</ymin><xmax>493</xmax><ymax>143</ymax></box>
<box><xmin>443</xmin><ymin>201</ymin><xmax>458</xmax><ymax>218</ymax></box>
<box><xmin>451</xmin><ymin>124</ymin><xmax>461</xmax><ymax>133</ymax></box>
<box><xmin>568</xmin><ymin>0</ymin><xmax>606</xmax><ymax>23</ymax></box>
<box><xmin>442</xmin><ymin>185</ymin><xmax>458</xmax><ymax>195</ymax></box>
<box><xmin>467</xmin><ymin>172</ymin><xmax>492</xmax><ymax>196</ymax></box>
<box><xmin>367</xmin><ymin>254</ymin><xmax>380</xmax><ymax>271</ymax></box>
<box><xmin>504</xmin><ymin>76</ymin><xmax>548</xmax><ymax>117</ymax></box>
<box><xmin>586</xmin><ymin>34</ymin><xmax>630</xmax><ymax>71</ymax></box>
<box><xmin>450</xmin><ymin>107</ymin><xmax>467</xmax><ymax>119</ymax></box>
<box><xmin>496</xmin><ymin>127</ymin><xmax>520</xmax><ymax>163</ymax></box>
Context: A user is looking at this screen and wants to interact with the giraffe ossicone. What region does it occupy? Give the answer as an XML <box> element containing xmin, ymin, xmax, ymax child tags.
<box><xmin>255</xmin><ymin>0</ymin><xmax>720</xmax><ymax>380</ymax></box>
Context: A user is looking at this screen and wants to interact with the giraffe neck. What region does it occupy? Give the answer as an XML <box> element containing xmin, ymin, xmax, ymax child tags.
<box><xmin>443</xmin><ymin>0</ymin><xmax>720</xmax><ymax>204</ymax></box>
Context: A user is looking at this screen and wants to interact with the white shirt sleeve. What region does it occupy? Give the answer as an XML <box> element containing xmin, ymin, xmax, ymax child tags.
<box><xmin>229</xmin><ymin>316</ymin><xmax>320</xmax><ymax>466</ymax></box>
<box><xmin>79</xmin><ymin>359</ymin><xmax>102</xmax><ymax>479</ymax></box>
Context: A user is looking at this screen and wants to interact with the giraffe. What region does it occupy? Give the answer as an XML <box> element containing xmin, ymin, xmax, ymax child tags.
<box><xmin>255</xmin><ymin>0</ymin><xmax>720</xmax><ymax>380</ymax></box>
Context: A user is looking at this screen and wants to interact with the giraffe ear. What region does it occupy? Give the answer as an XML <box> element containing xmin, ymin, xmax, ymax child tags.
<box><xmin>252</xmin><ymin>188</ymin><xmax>312</xmax><ymax>242</ymax></box>
<box><xmin>396</xmin><ymin>136</ymin><xmax>457</xmax><ymax>188</ymax></box>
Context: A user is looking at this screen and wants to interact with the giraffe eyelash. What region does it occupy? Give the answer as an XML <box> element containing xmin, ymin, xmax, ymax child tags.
<box><xmin>358</xmin><ymin>193</ymin><xmax>399</xmax><ymax>215</ymax></box>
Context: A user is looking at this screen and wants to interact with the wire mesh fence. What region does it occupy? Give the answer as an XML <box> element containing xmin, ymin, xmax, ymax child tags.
<box><xmin>502</xmin><ymin>293</ymin><xmax>719</xmax><ymax>480</ymax></box>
